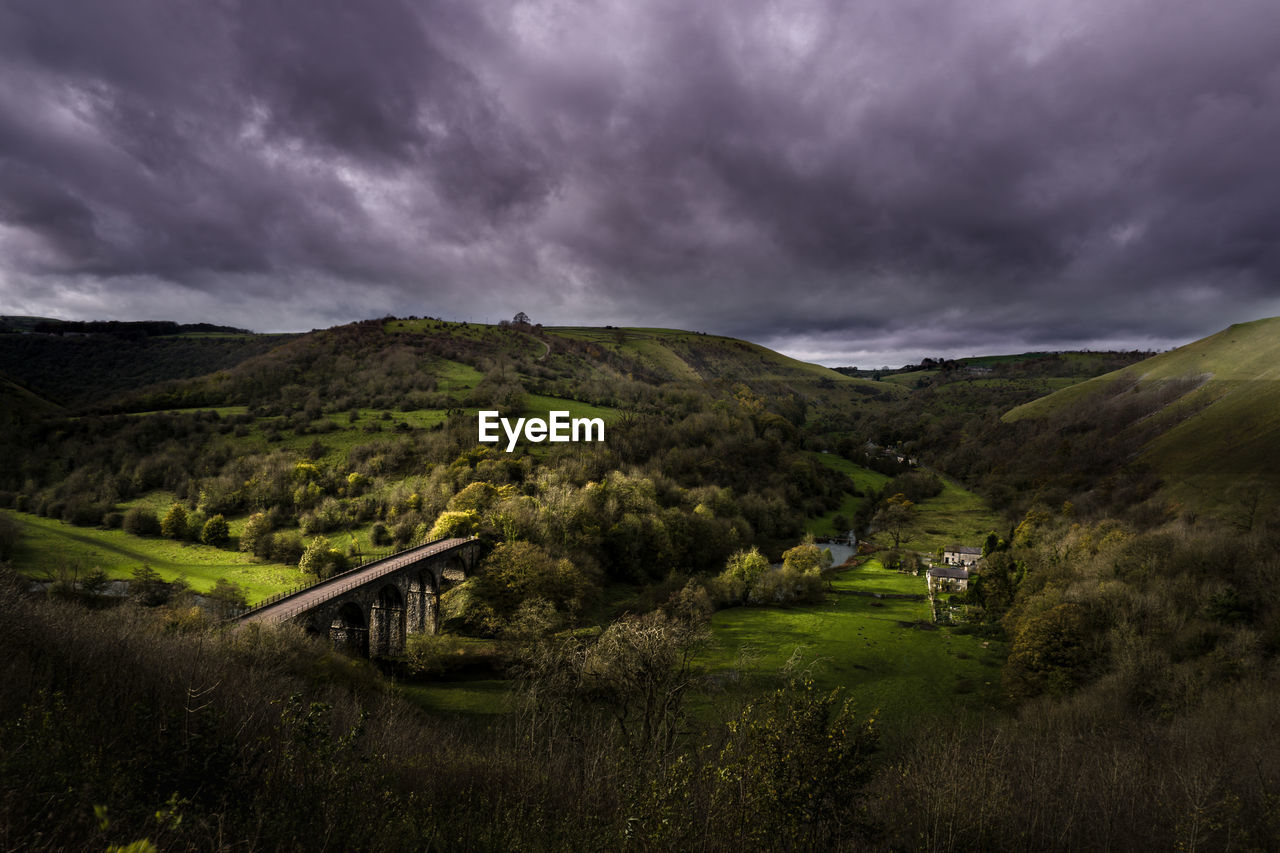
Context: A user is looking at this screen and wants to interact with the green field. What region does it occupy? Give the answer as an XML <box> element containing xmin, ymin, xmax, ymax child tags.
<box><xmin>699</xmin><ymin>559</ymin><xmax>1003</xmax><ymax>733</ymax></box>
<box><xmin>522</xmin><ymin>393</ymin><xmax>622</xmax><ymax>423</ymax></box>
<box><xmin>806</xmin><ymin>452</ymin><xmax>892</xmax><ymax>536</ymax></box>
<box><xmin>897</xmin><ymin>475</ymin><xmax>1003</xmax><ymax>554</ymax></box>
<box><xmin>3</xmin><ymin>510</ymin><xmax>306</xmax><ymax>599</ymax></box>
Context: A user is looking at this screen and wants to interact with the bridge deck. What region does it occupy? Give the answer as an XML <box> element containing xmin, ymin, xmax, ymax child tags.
<box><xmin>238</xmin><ymin>537</ymin><xmax>473</xmax><ymax>626</ymax></box>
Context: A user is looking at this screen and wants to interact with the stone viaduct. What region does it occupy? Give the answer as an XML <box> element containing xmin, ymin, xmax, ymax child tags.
<box><xmin>235</xmin><ymin>537</ymin><xmax>481</xmax><ymax>657</ymax></box>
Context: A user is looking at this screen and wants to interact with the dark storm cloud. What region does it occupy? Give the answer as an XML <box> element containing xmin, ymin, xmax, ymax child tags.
<box><xmin>2</xmin><ymin>0</ymin><xmax>1278</xmax><ymax>363</ymax></box>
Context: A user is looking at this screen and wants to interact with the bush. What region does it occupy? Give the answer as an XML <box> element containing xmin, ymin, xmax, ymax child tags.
<box><xmin>240</xmin><ymin>511</ymin><xmax>273</xmax><ymax>556</ymax></box>
<box><xmin>101</xmin><ymin>511</ymin><xmax>124</xmax><ymax>529</ymax></box>
<box><xmin>370</xmin><ymin>522</ymin><xmax>392</xmax><ymax>547</ymax></box>
<box><xmin>62</xmin><ymin>501</ymin><xmax>105</xmax><ymax>527</ymax></box>
<box><xmin>122</xmin><ymin>507</ymin><xmax>161</xmax><ymax>536</ymax></box>
<box><xmin>0</xmin><ymin>513</ymin><xmax>19</xmax><ymax>561</ymax></box>
<box><xmin>160</xmin><ymin>503</ymin><xmax>189</xmax><ymax>540</ymax></box>
<box><xmin>298</xmin><ymin>535</ymin><xmax>349</xmax><ymax>580</ymax></box>
<box><xmin>201</xmin><ymin>514</ymin><xmax>230</xmax><ymax>546</ymax></box>
<box><xmin>206</xmin><ymin>577</ymin><xmax>249</xmax><ymax>618</ymax></box>
<box><xmin>268</xmin><ymin>531</ymin><xmax>305</xmax><ymax>564</ymax></box>
<box><xmin>427</xmin><ymin>510</ymin><xmax>478</xmax><ymax>540</ymax></box>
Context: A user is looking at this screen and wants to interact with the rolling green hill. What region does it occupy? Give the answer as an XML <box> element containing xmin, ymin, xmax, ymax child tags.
<box><xmin>106</xmin><ymin>318</ymin><xmax>902</xmax><ymax>425</ymax></box>
<box><xmin>1004</xmin><ymin>316</ymin><xmax>1280</xmax><ymax>509</ymax></box>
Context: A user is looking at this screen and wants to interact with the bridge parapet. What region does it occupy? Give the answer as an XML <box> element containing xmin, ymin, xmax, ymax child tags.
<box><xmin>234</xmin><ymin>536</ymin><xmax>481</xmax><ymax>657</ymax></box>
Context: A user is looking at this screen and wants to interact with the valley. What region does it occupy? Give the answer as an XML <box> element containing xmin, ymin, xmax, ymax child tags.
<box><xmin>2</xmin><ymin>314</ymin><xmax>1279</xmax><ymax>850</ymax></box>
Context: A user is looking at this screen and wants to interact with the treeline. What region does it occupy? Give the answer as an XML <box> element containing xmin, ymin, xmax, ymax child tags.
<box><xmin>27</xmin><ymin>320</ymin><xmax>252</xmax><ymax>337</ymax></box>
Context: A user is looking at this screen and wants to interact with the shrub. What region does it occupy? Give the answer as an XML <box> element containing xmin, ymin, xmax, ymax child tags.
<box><xmin>0</xmin><ymin>513</ymin><xmax>19</xmax><ymax>561</ymax></box>
<box><xmin>63</xmin><ymin>501</ymin><xmax>106</xmax><ymax>527</ymax></box>
<box><xmin>206</xmin><ymin>577</ymin><xmax>249</xmax><ymax>618</ymax></box>
<box><xmin>160</xmin><ymin>503</ymin><xmax>189</xmax><ymax>540</ymax></box>
<box><xmin>240</xmin><ymin>511</ymin><xmax>273</xmax><ymax>555</ymax></box>
<box><xmin>201</xmin><ymin>514</ymin><xmax>230</xmax><ymax>546</ymax></box>
<box><xmin>268</xmin><ymin>531</ymin><xmax>305</xmax><ymax>564</ymax></box>
<box><xmin>298</xmin><ymin>535</ymin><xmax>349</xmax><ymax>580</ymax></box>
<box><xmin>122</xmin><ymin>507</ymin><xmax>161</xmax><ymax>536</ymax></box>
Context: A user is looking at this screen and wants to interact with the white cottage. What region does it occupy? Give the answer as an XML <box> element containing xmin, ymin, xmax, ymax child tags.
<box><xmin>942</xmin><ymin>545</ymin><xmax>983</xmax><ymax>568</ymax></box>
<box><xmin>927</xmin><ymin>565</ymin><xmax>970</xmax><ymax>593</ymax></box>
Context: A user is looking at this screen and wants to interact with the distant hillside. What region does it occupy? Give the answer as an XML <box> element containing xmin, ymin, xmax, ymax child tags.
<box><xmin>0</xmin><ymin>327</ymin><xmax>293</xmax><ymax>407</ymax></box>
<box><xmin>1004</xmin><ymin>317</ymin><xmax>1280</xmax><ymax>510</ymax></box>
<box><xmin>0</xmin><ymin>317</ymin><xmax>253</xmax><ymax>337</ymax></box>
<box><xmin>116</xmin><ymin>318</ymin><xmax>902</xmax><ymax>423</ymax></box>
<box><xmin>0</xmin><ymin>374</ymin><xmax>63</xmax><ymax>425</ymax></box>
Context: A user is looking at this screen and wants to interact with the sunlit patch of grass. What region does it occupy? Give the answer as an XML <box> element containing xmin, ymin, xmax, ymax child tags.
<box><xmin>698</xmin><ymin>559</ymin><xmax>1003</xmax><ymax>731</ymax></box>
<box><xmin>4</xmin><ymin>509</ymin><xmax>305</xmax><ymax>599</ymax></box>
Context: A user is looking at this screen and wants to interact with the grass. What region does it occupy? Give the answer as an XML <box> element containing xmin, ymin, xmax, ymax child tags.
<box><xmin>894</xmin><ymin>475</ymin><xmax>1004</xmax><ymax>555</ymax></box>
<box><xmin>398</xmin><ymin>677</ymin><xmax>514</xmax><ymax>716</ymax></box>
<box><xmin>126</xmin><ymin>405</ymin><xmax>250</xmax><ymax>417</ymax></box>
<box><xmin>699</xmin><ymin>559</ymin><xmax>1003</xmax><ymax>733</ymax></box>
<box><xmin>805</xmin><ymin>452</ymin><xmax>892</xmax><ymax>537</ymax></box>
<box><xmin>1001</xmin><ymin>316</ymin><xmax>1280</xmax><ymax>513</ymax></box>
<box><xmin>3</xmin><ymin>509</ymin><xmax>307</xmax><ymax>600</ymax></box>
<box><xmin>522</xmin><ymin>393</ymin><xmax>622</xmax><ymax>423</ymax></box>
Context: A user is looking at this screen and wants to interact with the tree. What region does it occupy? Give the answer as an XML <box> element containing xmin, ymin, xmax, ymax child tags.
<box><xmin>298</xmin><ymin>535</ymin><xmax>348</xmax><ymax>579</ymax></box>
<box><xmin>872</xmin><ymin>493</ymin><xmax>915</xmax><ymax>548</ymax></box>
<box><xmin>206</xmin><ymin>577</ymin><xmax>249</xmax><ymax>618</ymax></box>
<box><xmin>200</xmin><ymin>514</ymin><xmax>230</xmax><ymax>546</ymax></box>
<box><xmin>1003</xmin><ymin>602</ymin><xmax>1092</xmax><ymax>699</ymax></box>
<box><xmin>131</xmin><ymin>565</ymin><xmax>171</xmax><ymax>606</ymax></box>
<box><xmin>160</xmin><ymin>503</ymin><xmax>189</xmax><ymax>540</ymax></box>
<box><xmin>239</xmin><ymin>511</ymin><xmax>273</xmax><ymax>556</ymax></box>
<box><xmin>714</xmin><ymin>547</ymin><xmax>771</xmax><ymax>604</ymax></box>
<box><xmin>427</xmin><ymin>510</ymin><xmax>478</xmax><ymax>540</ymax></box>
<box><xmin>782</xmin><ymin>540</ymin><xmax>824</xmax><ymax>574</ymax></box>
<box><xmin>513</xmin><ymin>311</ymin><xmax>531</xmax><ymax>326</ymax></box>
<box><xmin>463</xmin><ymin>540</ymin><xmax>594</xmax><ymax>633</ymax></box>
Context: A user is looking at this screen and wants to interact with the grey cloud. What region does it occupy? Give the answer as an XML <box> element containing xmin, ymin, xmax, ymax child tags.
<box><xmin>2</xmin><ymin>0</ymin><xmax>1279</xmax><ymax>365</ymax></box>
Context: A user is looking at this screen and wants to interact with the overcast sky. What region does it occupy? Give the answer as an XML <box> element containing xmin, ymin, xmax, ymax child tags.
<box><xmin>2</xmin><ymin>0</ymin><xmax>1279</xmax><ymax>366</ymax></box>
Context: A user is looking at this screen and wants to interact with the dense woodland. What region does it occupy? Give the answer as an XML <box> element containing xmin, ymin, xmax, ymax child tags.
<box><xmin>2</xmin><ymin>318</ymin><xmax>1279</xmax><ymax>850</ymax></box>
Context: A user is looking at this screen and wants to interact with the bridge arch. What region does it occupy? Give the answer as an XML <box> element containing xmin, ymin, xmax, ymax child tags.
<box><xmin>236</xmin><ymin>537</ymin><xmax>479</xmax><ymax>657</ymax></box>
<box><xmin>330</xmin><ymin>602</ymin><xmax>368</xmax><ymax>658</ymax></box>
<box><xmin>370</xmin><ymin>584</ymin><xmax>406</xmax><ymax>657</ymax></box>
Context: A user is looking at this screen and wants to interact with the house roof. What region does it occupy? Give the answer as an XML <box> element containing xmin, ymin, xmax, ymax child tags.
<box><xmin>946</xmin><ymin>545</ymin><xmax>983</xmax><ymax>555</ymax></box>
<box><xmin>928</xmin><ymin>566</ymin><xmax>970</xmax><ymax>580</ymax></box>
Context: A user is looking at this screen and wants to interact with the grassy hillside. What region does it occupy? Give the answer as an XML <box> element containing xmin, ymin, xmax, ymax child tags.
<box><xmin>1004</xmin><ymin>317</ymin><xmax>1280</xmax><ymax>509</ymax></box>
<box><xmin>0</xmin><ymin>374</ymin><xmax>63</xmax><ymax>418</ymax></box>
<box><xmin>3</xmin><ymin>509</ymin><xmax>305</xmax><ymax>599</ymax></box>
<box><xmin>549</xmin><ymin>326</ymin><xmax>894</xmax><ymax>391</ymax></box>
